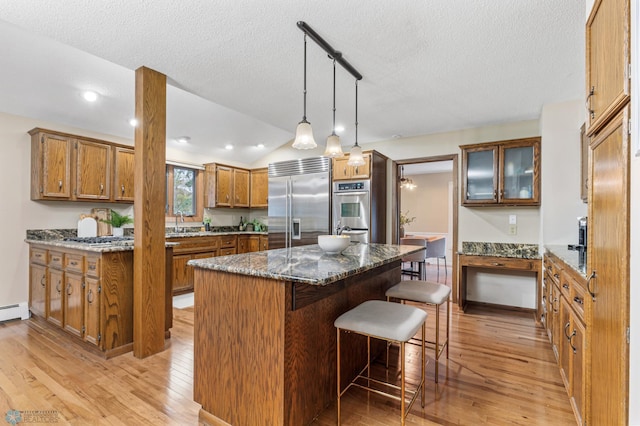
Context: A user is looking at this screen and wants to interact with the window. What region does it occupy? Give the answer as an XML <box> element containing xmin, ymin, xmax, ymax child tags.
<box><xmin>166</xmin><ymin>165</ymin><xmax>203</xmax><ymax>221</ymax></box>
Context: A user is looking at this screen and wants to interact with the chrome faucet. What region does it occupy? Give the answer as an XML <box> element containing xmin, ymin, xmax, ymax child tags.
<box><xmin>175</xmin><ymin>211</ymin><xmax>184</xmax><ymax>232</ymax></box>
<box><xmin>336</xmin><ymin>221</ymin><xmax>351</xmax><ymax>235</ymax></box>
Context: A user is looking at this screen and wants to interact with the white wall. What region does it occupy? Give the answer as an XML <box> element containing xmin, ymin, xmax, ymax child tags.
<box><xmin>540</xmin><ymin>100</ymin><xmax>587</xmax><ymax>245</ymax></box>
<box><xmin>401</xmin><ymin>172</ymin><xmax>450</xmax><ymax>234</ymax></box>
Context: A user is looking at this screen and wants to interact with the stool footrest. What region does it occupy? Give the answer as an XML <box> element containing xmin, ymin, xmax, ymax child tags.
<box><xmin>346</xmin><ymin>376</ymin><xmax>424</xmax><ymax>418</ymax></box>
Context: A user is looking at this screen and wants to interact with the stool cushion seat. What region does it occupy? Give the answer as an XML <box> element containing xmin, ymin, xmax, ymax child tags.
<box><xmin>386</xmin><ymin>280</ymin><xmax>451</xmax><ymax>305</ymax></box>
<box><xmin>334</xmin><ymin>300</ymin><xmax>427</xmax><ymax>342</ymax></box>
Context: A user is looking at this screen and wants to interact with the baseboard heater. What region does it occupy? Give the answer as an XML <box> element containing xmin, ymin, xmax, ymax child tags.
<box><xmin>0</xmin><ymin>302</ymin><xmax>29</xmax><ymax>322</ymax></box>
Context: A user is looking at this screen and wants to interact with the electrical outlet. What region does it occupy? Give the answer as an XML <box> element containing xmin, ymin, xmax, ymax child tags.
<box><xmin>509</xmin><ymin>215</ymin><xmax>517</xmax><ymax>225</ymax></box>
<box><xmin>509</xmin><ymin>224</ymin><xmax>517</xmax><ymax>235</ymax></box>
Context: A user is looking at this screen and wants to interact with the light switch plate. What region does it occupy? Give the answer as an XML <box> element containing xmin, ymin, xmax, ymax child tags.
<box><xmin>509</xmin><ymin>224</ymin><xmax>517</xmax><ymax>235</ymax></box>
<box><xmin>509</xmin><ymin>215</ymin><xmax>517</xmax><ymax>225</ymax></box>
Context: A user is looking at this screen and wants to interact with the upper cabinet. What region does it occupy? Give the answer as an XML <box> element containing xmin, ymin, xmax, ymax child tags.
<box><xmin>585</xmin><ymin>0</ymin><xmax>630</xmax><ymax>136</ymax></box>
<box><xmin>204</xmin><ymin>163</ymin><xmax>255</xmax><ymax>208</ymax></box>
<box><xmin>29</xmin><ymin>128</ymin><xmax>134</xmax><ymax>203</ymax></box>
<box><xmin>461</xmin><ymin>137</ymin><xmax>541</xmax><ymax>206</ymax></box>
<box><xmin>333</xmin><ymin>154</ymin><xmax>371</xmax><ymax>181</ymax></box>
<box><xmin>250</xmin><ymin>168</ymin><xmax>268</xmax><ymax>208</ymax></box>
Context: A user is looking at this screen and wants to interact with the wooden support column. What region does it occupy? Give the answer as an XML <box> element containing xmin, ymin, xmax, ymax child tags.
<box><xmin>133</xmin><ymin>66</ymin><xmax>166</xmax><ymax>358</ymax></box>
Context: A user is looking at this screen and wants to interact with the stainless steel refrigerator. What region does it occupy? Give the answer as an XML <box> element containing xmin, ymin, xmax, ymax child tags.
<box><xmin>268</xmin><ymin>157</ymin><xmax>331</xmax><ymax>249</ymax></box>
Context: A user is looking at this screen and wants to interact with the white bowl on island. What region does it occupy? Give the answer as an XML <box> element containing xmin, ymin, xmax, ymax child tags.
<box><xmin>318</xmin><ymin>235</ymin><xmax>351</xmax><ymax>254</ymax></box>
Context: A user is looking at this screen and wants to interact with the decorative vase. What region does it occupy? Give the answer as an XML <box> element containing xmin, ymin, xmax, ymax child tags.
<box><xmin>400</xmin><ymin>226</ymin><xmax>405</xmax><ymax>238</ymax></box>
<box><xmin>112</xmin><ymin>227</ymin><xmax>124</xmax><ymax>237</ymax></box>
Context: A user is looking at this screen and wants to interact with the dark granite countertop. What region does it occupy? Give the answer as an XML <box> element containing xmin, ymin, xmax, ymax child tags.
<box><xmin>458</xmin><ymin>241</ymin><xmax>541</xmax><ymax>259</ymax></box>
<box><xmin>188</xmin><ymin>243</ymin><xmax>421</xmax><ymax>286</ymax></box>
<box><xmin>25</xmin><ymin>238</ymin><xmax>140</xmax><ymax>253</ymax></box>
<box><xmin>545</xmin><ymin>245</ymin><xmax>588</xmax><ymax>277</ymax></box>
<box><xmin>165</xmin><ymin>231</ymin><xmax>267</xmax><ymax>238</ymax></box>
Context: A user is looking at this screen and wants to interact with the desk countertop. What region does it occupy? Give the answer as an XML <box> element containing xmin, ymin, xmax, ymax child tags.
<box><xmin>459</xmin><ymin>241</ymin><xmax>541</xmax><ymax>259</ymax></box>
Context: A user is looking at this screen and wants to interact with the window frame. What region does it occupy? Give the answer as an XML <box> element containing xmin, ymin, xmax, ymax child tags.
<box><xmin>165</xmin><ymin>164</ymin><xmax>203</xmax><ymax>222</ymax></box>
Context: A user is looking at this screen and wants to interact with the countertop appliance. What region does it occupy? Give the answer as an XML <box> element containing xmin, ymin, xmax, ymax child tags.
<box><xmin>568</xmin><ymin>216</ymin><xmax>587</xmax><ymax>268</ymax></box>
<box><xmin>268</xmin><ymin>157</ymin><xmax>331</xmax><ymax>249</ymax></box>
<box><xmin>333</xmin><ymin>180</ymin><xmax>370</xmax><ymax>243</ymax></box>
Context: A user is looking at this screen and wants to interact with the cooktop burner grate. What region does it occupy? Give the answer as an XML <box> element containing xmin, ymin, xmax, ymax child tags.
<box><xmin>64</xmin><ymin>236</ymin><xmax>134</xmax><ymax>244</ymax></box>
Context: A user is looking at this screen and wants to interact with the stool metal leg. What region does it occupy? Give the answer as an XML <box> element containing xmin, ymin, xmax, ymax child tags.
<box><xmin>421</xmin><ymin>322</ymin><xmax>426</xmax><ymax>408</ymax></box>
<box><xmin>435</xmin><ymin>303</ymin><xmax>440</xmax><ymax>383</ymax></box>
<box><xmin>400</xmin><ymin>341</ymin><xmax>406</xmax><ymax>426</ymax></box>
<box><xmin>337</xmin><ymin>328</ymin><xmax>341</xmax><ymax>426</ymax></box>
<box><xmin>446</xmin><ymin>296</ymin><xmax>450</xmax><ymax>358</ymax></box>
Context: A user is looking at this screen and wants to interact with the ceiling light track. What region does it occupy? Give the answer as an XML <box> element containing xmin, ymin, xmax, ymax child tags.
<box><xmin>296</xmin><ymin>21</ymin><xmax>363</xmax><ymax>81</ymax></box>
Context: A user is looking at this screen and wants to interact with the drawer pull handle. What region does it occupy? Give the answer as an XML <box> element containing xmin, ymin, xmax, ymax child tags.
<box><xmin>562</xmin><ymin>283</ymin><xmax>569</xmax><ymax>290</ymax></box>
<box><xmin>52</xmin><ymin>257</ymin><xmax>60</xmax><ymax>262</ymax></box>
<box><xmin>121</xmin><ymin>184</ymin><xmax>125</xmax><ymax>195</ymax></box>
<box><xmin>552</xmin><ymin>297</ymin><xmax>558</xmax><ymax>313</ymax></box>
<box><xmin>491</xmin><ymin>262</ymin><xmax>504</xmax><ymax>267</ymax></box>
<box><xmin>88</xmin><ymin>264</ymin><xmax>96</xmax><ymax>270</ymax></box>
<box><xmin>573</xmin><ymin>296</ymin><xmax>584</xmax><ymax>305</ymax></box>
<box><xmin>586</xmin><ymin>271</ymin><xmax>596</xmax><ymax>301</ymax></box>
<box><xmin>70</xmin><ymin>261</ymin><xmax>78</xmax><ymax>266</ymax></box>
<box><xmin>553</xmin><ymin>273</ymin><xmax>560</xmax><ymax>279</ymax></box>
<box><xmin>40</xmin><ymin>276</ymin><xmax>46</xmax><ymax>287</ymax></box>
<box><xmin>58</xmin><ymin>180</ymin><xmax>63</xmax><ymax>190</ymax></box>
<box><xmin>87</xmin><ymin>289</ymin><xmax>94</xmax><ymax>303</ymax></box>
<box><xmin>100</xmin><ymin>183</ymin><xmax>104</xmax><ymax>193</ymax></box>
<box><xmin>586</xmin><ymin>86</ymin><xmax>595</xmax><ymax>119</ymax></box>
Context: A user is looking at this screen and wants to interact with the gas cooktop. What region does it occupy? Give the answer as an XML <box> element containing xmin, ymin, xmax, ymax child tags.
<box><xmin>64</xmin><ymin>236</ymin><xmax>134</xmax><ymax>244</ymax></box>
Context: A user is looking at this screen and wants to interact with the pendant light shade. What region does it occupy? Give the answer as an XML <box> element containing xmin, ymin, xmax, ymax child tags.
<box><xmin>293</xmin><ymin>34</ymin><xmax>317</xmax><ymax>150</ymax></box>
<box><xmin>348</xmin><ymin>80</ymin><xmax>365</xmax><ymax>166</ymax></box>
<box><xmin>324</xmin><ymin>59</ymin><xmax>344</xmax><ymax>158</ymax></box>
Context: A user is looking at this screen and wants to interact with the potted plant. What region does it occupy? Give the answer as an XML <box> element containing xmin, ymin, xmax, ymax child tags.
<box><xmin>100</xmin><ymin>209</ymin><xmax>133</xmax><ymax>237</ymax></box>
<box><xmin>399</xmin><ymin>210</ymin><xmax>415</xmax><ymax>238</ymax></box>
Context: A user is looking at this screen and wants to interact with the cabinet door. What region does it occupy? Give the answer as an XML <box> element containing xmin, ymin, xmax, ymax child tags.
<box><xmin>47</xmin><ymin>268</ymin><xmax>64</xmax><ymax>327</ymax></box>
<box><xmin>550</xmin><ymin>283</ymin><xmax>561</xmax><ymax>359</ymax></box>
<box><xmin>172</xmin><ymin>254</ymin><xmax>193</xmax><ymax>293</ymax></box>
<box><xmin>76</xmin><ymin>139</ymin><xmax>111</xmax><ymax>200</ymax></box>
<box><xmin>333</xmin><ymin>158</ymin><xmax>351</xmax><ymax>180</ymax></box>
<box><xmin>216</xmin><ymin>166</ymin><xmax>233</xmax><ymax>207</ymax></box>
<box><xmin>64</xmin><ymin>272</ymin><xmax>84</xmax><ymax>338</ymax></box>
<box><xmin>259</xmin><ymin>235</ymin><xmax>269</xmax><ymax>251</ymax></box>
<box><xmin>237</xmin><ymin>236</ymin><xmax>250</xmax><ymax>254</ymax></box>
<box><xmin>559</xmin><ymin>296</ymin><xmax>571</xmax><ymax>390</ymax></box>
<box><xmin>250</xmin><ymin>168</ymin><xmax>268</xmax><ymax>208</ymax></box>
<box><xmin>570</xmin><ymin>316</ymin><xmax>586</xmax><ymax>425</ymax></box>
<box><xmin>499</xmin><ymin>139</ymin><xmax>540</xmax><ymax>205</ymax></box>
<box><xmin>585</xmin><ymin>0</ymin><xmax>630</xmax><ymax>135</ymax></box>
<box><xmin>462</xmin><ymin>146</ymin><xmax>497</xmax><ymax>204</ymax></box>
<box><xmin>350</xmin><ymin>155</ymin><xmax>371</xmax><ymax>179</ymax></box>
<box><xmin>41</xmin><ymin>133</ymin><xmax>72</xmax><ymax>198</ymax></box>
<box><xmin>114</xmin><ymin>147</ymin><xmax>135</xmax><ymax>202</ymax></box>
<box><xmin>248</xmin><ymin>236</ymin><xmax>260</xmax><ymax>253</ymax></box>
<box><xmin>84</xmin><ymin>276</ymin><xmax>101</xmax><ymax>347</ymax></box>
<box><xmin>233</xmin><ymin>169</ymin><xmax>250</xmax><ymax>207</ymax></box>
<box><xmin>588</xmin><ymin>107</ymin><xmax>629</xmax><ymax>425</ymax></box>
<box><xmin>29</xmin><ymin>264</ymin><xmax>47</xmax><ymax>318</ymax></box>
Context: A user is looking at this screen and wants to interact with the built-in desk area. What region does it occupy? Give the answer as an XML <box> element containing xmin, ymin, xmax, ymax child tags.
<box><xmin>458</xmin><ymin>242</ymin><xmax>542</xmax><ymax>320</ymax></box>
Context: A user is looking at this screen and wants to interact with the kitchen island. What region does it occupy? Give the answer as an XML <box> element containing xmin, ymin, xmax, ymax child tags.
<box><xmin>189</xmin><ymin>242</ymin><xmax>421</xmax><ymax>426</ymax></box>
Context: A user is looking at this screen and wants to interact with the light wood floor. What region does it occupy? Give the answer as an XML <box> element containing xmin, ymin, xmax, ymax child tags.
<box><xmin>0</xmin><ymin>269</ymin><xmax>575</xmax><ymax>425</ymax></box>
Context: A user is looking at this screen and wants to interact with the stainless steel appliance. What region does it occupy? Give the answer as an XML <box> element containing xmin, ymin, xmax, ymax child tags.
<box><xmin>268</xmin><ymin>157</ymin><xmax>331</xmax><ymax>249</ymax></box>
<box><xmin>332</xmin><ymin>180</ymin><xmax>370</xmax><ymax>243</ymax></box>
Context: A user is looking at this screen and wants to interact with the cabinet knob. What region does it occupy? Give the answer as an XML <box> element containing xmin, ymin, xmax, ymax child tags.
<box><xmin>87</xmin><ymin>289</ymin><xmax>94</xmax><ymax>304</ymax></box>
<box><xmin>226</xmin><ymin>194</ymin><xmax>230</xmax><ymax>201</ymax></box>
<box><xmin>58</xmin><ymin>180</ymin><xmax>63</xmax><ymax>190</ymax></box>
<box><xmin>56</xmin><ymin>280</ymin><xmax>61</xmax><ymax>293</ymax></box>
<box><xmin>121</xmin><ymin>184</ymin><xmax>125</xmax><ymax>195</ymax></box>
<box><xmin>66</xmin><ymin>283</ymin><xmax>73</xmax><ymax>295</ymax></box>
<box><xmin>40</xmin><ymin>275</ymin><xmax>46</xmax><ymax>287</ymax></box>
<box><xmin>100</xmin><ymin>183</ymin><xmax>104</xmax><ymax>193</ymax></box>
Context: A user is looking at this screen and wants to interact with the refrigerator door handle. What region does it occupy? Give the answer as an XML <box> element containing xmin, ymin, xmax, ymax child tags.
<box><xmin>292</xmin><ymin>218</ymin><xmax>301</xmax><ymax>240</ymax></box>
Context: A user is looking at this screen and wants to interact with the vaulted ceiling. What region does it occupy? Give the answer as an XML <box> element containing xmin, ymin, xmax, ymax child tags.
<box><xmin>0</xmin><ymin>1</ymin><xmax>585</xmax><ymax>164</ymax></box>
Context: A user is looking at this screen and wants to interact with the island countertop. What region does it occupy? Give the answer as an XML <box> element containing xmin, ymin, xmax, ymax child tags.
<box><xmin>188</xmin><ymin>242</ymin><xmax>421</xmax><ymax>286</ymax></box>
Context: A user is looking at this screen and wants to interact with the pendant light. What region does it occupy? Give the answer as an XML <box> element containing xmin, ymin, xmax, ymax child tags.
<box><xmin>347</xmin><ymin>79</ymin><xmax>365</xmax><ymax>166</ymax></box>
<box><xmin>400</xmin><ymin>165</ymin><xmax>417</xmax><ymax>190</ymax></box>
<box><xmin>324</xmin><ymin>58</ymin><xmax>344</xmax><ymax>157</ymax></box>
<box><xmin>292</xmin><ymin>34</ymin><xmax>317</xmax><ymax>149</ymax></box>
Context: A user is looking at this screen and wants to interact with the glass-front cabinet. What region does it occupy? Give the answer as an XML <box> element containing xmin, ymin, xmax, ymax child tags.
<box><xmin>461</xmin><ymin>137</ymin><xmax>540</xmax><ymax>206</ymax></box>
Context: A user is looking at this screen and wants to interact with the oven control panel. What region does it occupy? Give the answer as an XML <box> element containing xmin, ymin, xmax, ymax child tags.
<box><xmin>335</xmin><ymin>181</ymin><xmax>368</xmax><ymax>192</ymax></box>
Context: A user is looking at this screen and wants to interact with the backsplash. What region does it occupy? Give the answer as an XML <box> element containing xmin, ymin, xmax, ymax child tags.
<box><xmin>461</xmin><ymin>241</ymin><xmax>540</xmax><ymax>259</ymax></box>
<box><xmin>27</xmin><ymin>226</ymin><xmax>243</xmax><ymax>241</ymax></box>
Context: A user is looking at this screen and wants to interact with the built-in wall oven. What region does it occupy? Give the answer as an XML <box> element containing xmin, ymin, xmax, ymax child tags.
<box><xmin>332</xmin><ymin>180</ymin><xmax>370</xmax><ymax>243</ymax></box>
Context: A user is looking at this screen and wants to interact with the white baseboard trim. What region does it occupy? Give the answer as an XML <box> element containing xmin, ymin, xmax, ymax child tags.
<box><xmin>0</xmin><ymin>302</ymin><xmax>29</xmax><ymax>322</ymax></box>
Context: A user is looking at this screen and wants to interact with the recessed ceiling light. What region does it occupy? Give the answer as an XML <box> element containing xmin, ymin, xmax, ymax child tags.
<box><xmin>256</xmin><ymin>143</ymin><xmax>265</xmax><ymax>149</ymax></box>
<box><xmin>225</xmin><ymin>144</ymin><xmax>234</xmax><ymax>150</ymax></box>
<box><xmin>176</xmin><ymin>136</ymin><xmax>190</xmax><ymax>144</ymax></box>
<box><xmin>334</xmin><ymin>125</ymin><xmax>345</xmax><ymax>133</ymax></box>
<box><xmin>392</xmin><ymin>134</ymin><xmax>403</xmax><ymax>139</ymax></box>
<box><xmin>129</xmin><ymin>118</ymin><xmax>138</xmax><ymax>127</ymax></box>
<box><xmin>82</xmin><ymin>91</ymin><xmax>98</xmax><ymax>102</ymax></box>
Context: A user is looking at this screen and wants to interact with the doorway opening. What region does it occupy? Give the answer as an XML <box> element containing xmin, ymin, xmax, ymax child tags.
<box><xmin>393</xmin><ymin>154</ymin><xmax>459</xmax><ymax>302</ymax></box>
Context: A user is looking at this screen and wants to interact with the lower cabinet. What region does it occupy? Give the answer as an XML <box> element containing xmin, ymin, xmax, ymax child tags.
<box><xmin>29</xmin><ymin>263</ymin><xmax>47</xmax><ymax>318</ymax></box>
<box><xmin>47</xmin><ymin>267</ymin><xmax>64</xmax><ymax>328</ymax></box>
<box><xmin>543</xmin><ymin>252</ymin><xmax>588</xmax><ymax>426</ymax></box>
<box><xmin>63</xmin><ymin>271</ymin><xmax>84</xmax><ymax>338</ymax></box>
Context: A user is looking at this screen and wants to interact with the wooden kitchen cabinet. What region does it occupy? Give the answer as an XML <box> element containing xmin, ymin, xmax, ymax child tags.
<box><xmin>585</xmin><ymin>0</ymin><xmax>630</xmax><ymax>136</ymax></box>
<box><xmin>172</xmin><ymin>254</ymin><xmax>194</xmax><ymax>294</ymax></box>
<box><xmin>47</xmin><ymin>252</ymin><xmax>64</xmax><ymax>328</ymax></box>
<box><xmin>63</xmin><ymin>271</ymin><xmax>84</xmax><ymax>338</ymax></box>
<box><xmin>333</xmin><ymin>154</ymin><xmax>371</xmax><ymax>180</ymax></box>
<box><xmin>250</xmin><ymin>168</ymin><xmax>268</xmax><ymax>208</ymax></box>
<box><xmin>204</xmin><ymin>163</ymin><xmax>252</xmax><ymax>208</ymax></box>
<box><xmin>237</xmin><ymin>235</ymin><xmax>250</xmax><ymax>254</ymax></box>
<box><xmin>233</xmin><ymin>169</ymin><xmax>250</xmax><ymax>207</ymax></box>
<box><xmin>75</xmin><ymin>139</ymin><xmax>111</xmax><ymax>200</ymax></box>
<box><xmin>259</xmin><ymin>235</ymin><xmax>269</xmax><ymax>251</ymax></box>
<box><xmin>29</xmin><ymin>128</ymin><xmax>135</xmax><ymax>204</ymax></box>
<box><xmin>461</xmin><ymin>137</ymin><xmax>540</xmax><ymax>206</ymax></box>
<box><xmin>113</xmin><ymin>147</ymin><xmax>135</xmax><ymax>202</ymax></box>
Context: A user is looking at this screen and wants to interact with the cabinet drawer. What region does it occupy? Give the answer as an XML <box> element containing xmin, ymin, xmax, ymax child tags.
<box><xmin>65</xmin><ymin>254</ymin><xmax>84</xmax><ymax>273</ymax></box>
<box><xmin>49</xmin><ymin>251</ymin><xmax>64</xmax><ymax>269</ymax></box>
<box><xmin>30</xmin><ymin>248</ymin><xmax>48</xmax><ymax>265</ymax></box>
<box><xmin>461</xmin><ymin>255</ymin><xmax>536</xmax><ymax>271</ymax></box>
<box><xmin>220</xmin><ymin>236</ymin><xmax>237</xmax><ymax>248</ymax></box>
<box><xmin>168</xmin><ymin>236</ymin><xmax>221</xmax><ymax>254</ymax></box>
<box><xmin>571</xmin><ymin>281</ymin><xmax>586</xmax><ymax>323</ymax></box>
<box><xmin>218</xmin><ymin>248</ymin><xmax>237</xmax><ymax>256</ymax></box>
<box><xmin>559</xmin><ymin>271</ymin><xmax>571</xmax><ymax>300</ymax></box>
<box><xmin>544</xmin><ymin>256</ymin><xmax>562</xmax><ymax>285</ymax></box>
<box><xmin>86</xmin><ymin>256</ymin><xmax>101</xmax><ymax>278</ymax></box>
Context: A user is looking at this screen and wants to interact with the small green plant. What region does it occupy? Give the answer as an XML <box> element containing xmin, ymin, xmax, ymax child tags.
<box><xmin>100</xmin><ymin>210</ymin><xmax>133</xmax><ymax>228</ymax></box>
<box><xmin>399</xmin><ymin>211</ymin><xmax>415</xmax><ymax>227</ymax></box>
<box><xmin>203</xmin><ymin>217</ymin><xmax>211</xmax><ymax>225</ymax></box>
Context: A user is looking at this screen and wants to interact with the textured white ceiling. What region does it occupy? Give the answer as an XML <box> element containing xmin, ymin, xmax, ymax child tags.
<box><xmin>0</xmin><ymin>1</ymin><xmax>585</xmax><ymax>165</ymax></box>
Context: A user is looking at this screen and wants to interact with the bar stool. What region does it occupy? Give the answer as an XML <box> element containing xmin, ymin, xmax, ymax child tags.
<box><xmin>335</xmin><ymin>300</ymin><xmax>427</xmax><ymax>426</ymax></box>
<box><xmin>386</xmin><ymin>280</ymin><xmax>451</xmax><ymax>383</ymax></box>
